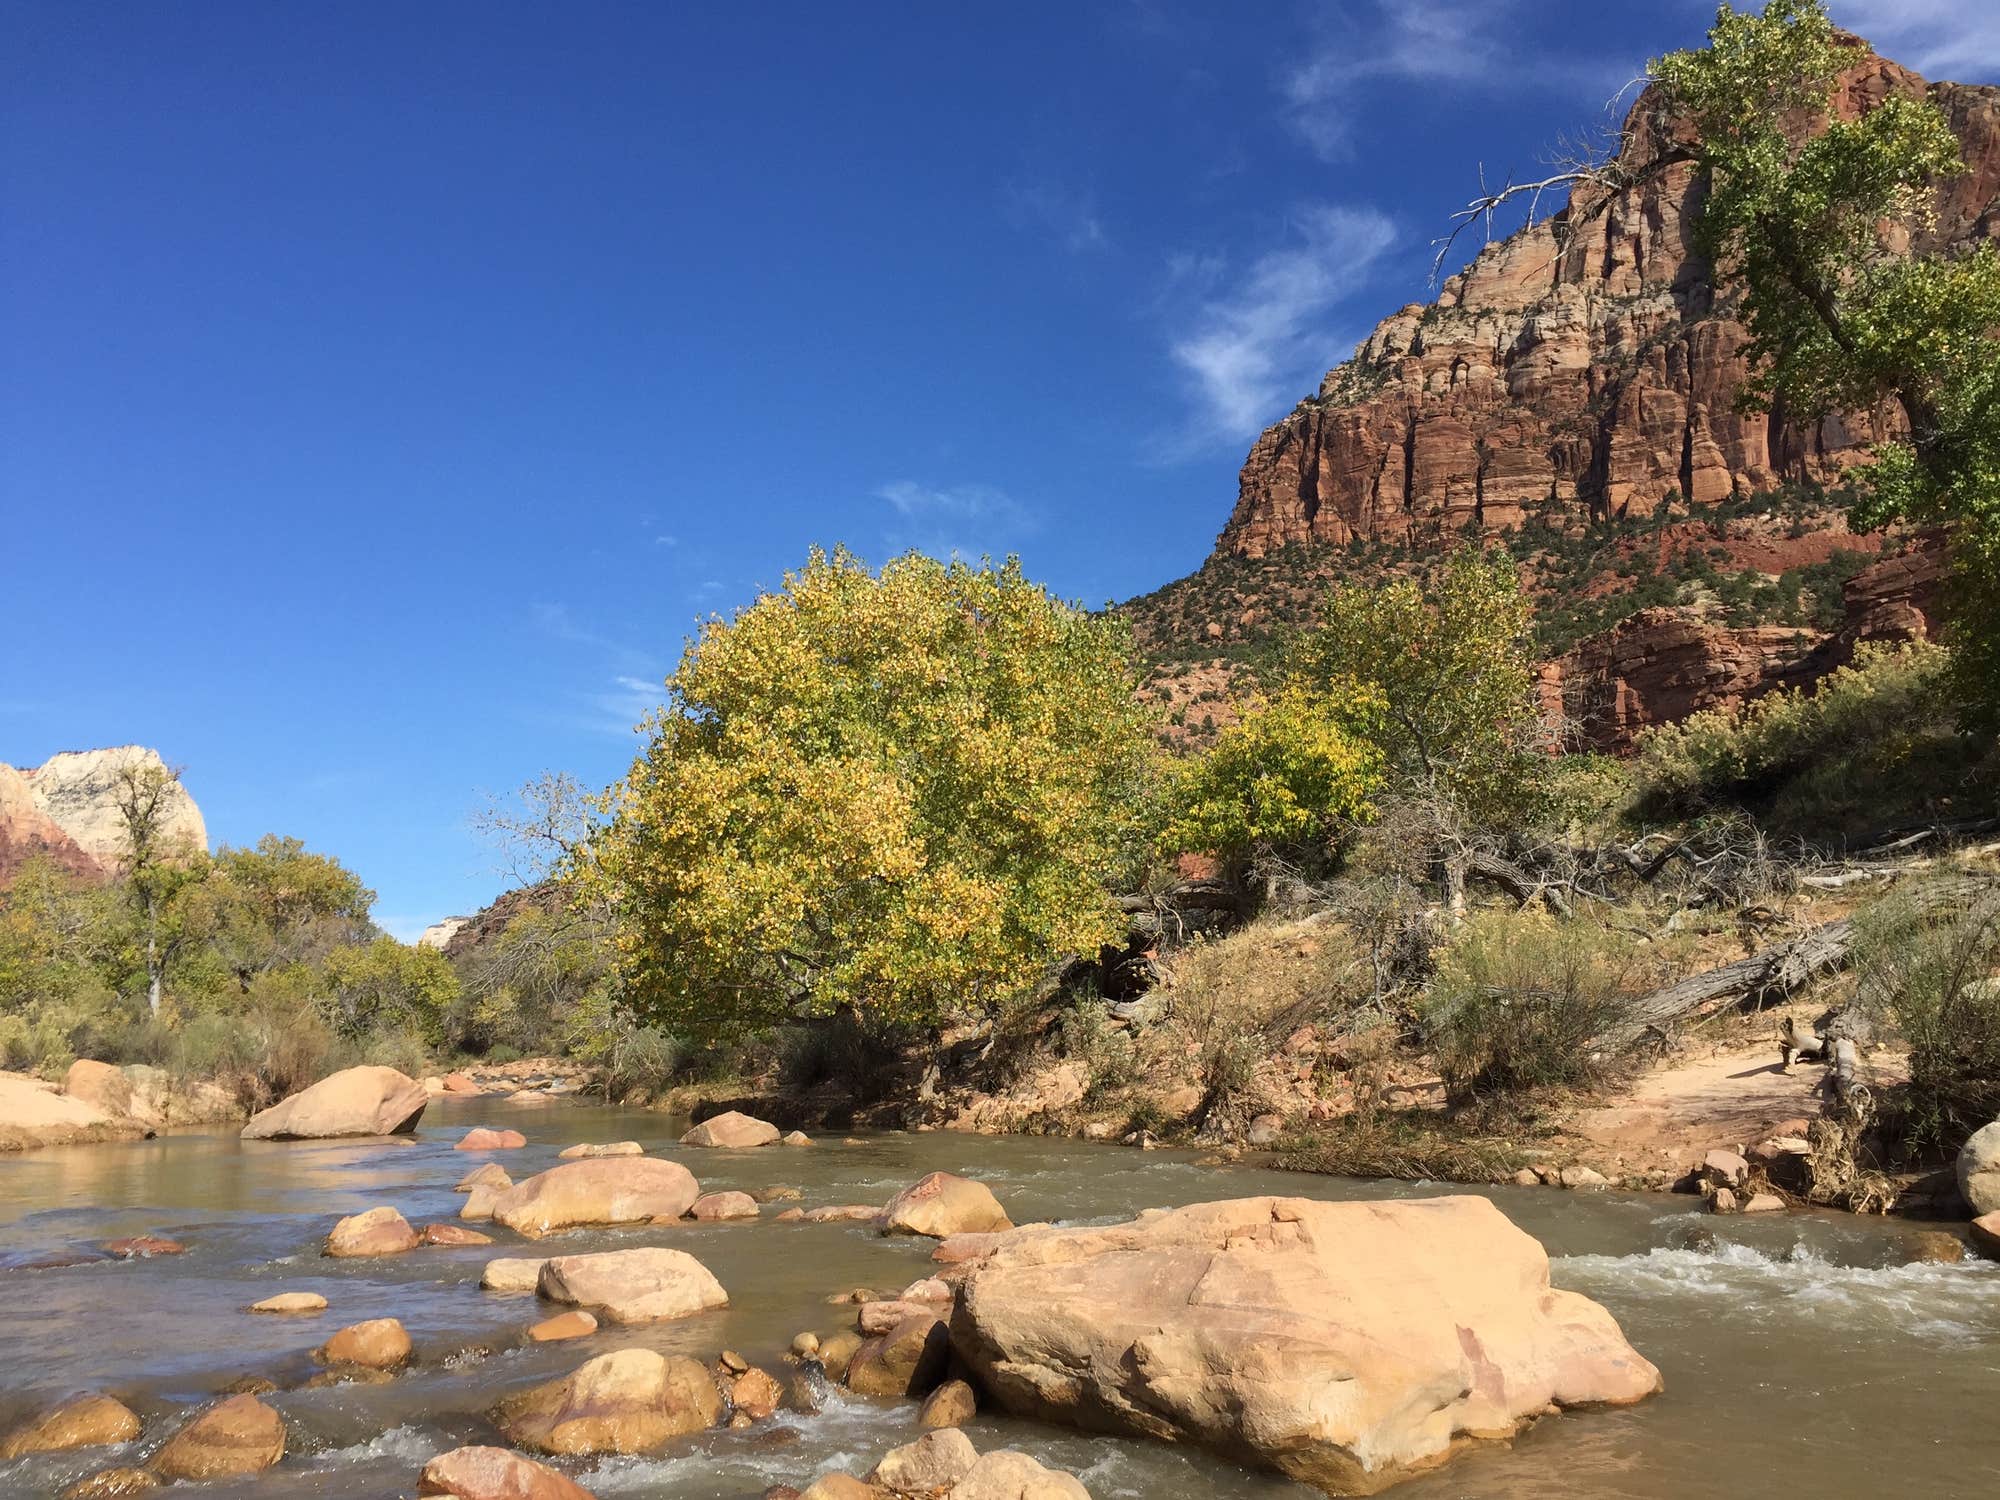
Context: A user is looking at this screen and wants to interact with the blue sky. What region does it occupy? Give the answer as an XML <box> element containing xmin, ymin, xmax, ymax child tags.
<box><xmin>4</xmin><ymin>1</ymin><xmax>1994</xmax><ymax>937</ymax></box>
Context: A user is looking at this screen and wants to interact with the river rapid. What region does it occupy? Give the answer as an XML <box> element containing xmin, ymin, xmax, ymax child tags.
<box><xmin>1</xmin><ymin>1097</ymin><xmax>1997</xmax><ymax>1499</ymax></box>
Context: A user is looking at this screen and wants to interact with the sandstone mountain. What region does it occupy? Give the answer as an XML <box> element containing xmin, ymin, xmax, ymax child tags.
<box><xmin>0</xmin><ymin>746</ymin><xmax>207</xmax><ymax>888</ymax></box>
<box><xmin>1127</xmin><ymin>39</ymin><xmax>1996</xmax><ymax>750</ymax></box>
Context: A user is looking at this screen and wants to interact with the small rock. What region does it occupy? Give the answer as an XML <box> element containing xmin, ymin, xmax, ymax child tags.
<box><xmin>421</xmin><ymin>1223</ymin><xmax>495</xmax><ymax>1247</ymax></box>
<box><xmin>315</xmin><ymin>1317</ymin><xmax>411</xmax><ymax>1369</ymax></box>
<box><xmin>952</xmin><ymin>1449</ymin><xmax>1090</xmax><ymax>1499</ymax></box>
<box><xmin>801</xmin><ymin>1205</ymin><xmax>880</xmax><ymax>1224</ymax></box>
<box><xmin>844</xmin><ymin>1312</ymin><xmax>949</xmax><ymax>1398</ymax></box>
<box><xmin>1904</xmin><ymin>1231</ymin><xmax>1965</xmax><ymax>1265</ymax></box>
<box><xmin>60</xmin><ymin>1470</ymin><xmax>158</xmax><ymax>1500</ymax></box>
<box><xmin>1700</xmin><ymin>1149</ymin><xmax>1749</xmax><ymax>1189</ymax></box>
<box><xmin>731</xmin><ymin>1366</ymin><xmax>785</xmax><ymax>1420</ymax></box>
<box><xmin>456</xmin><ymin>1162</ymin><xmax>514</xmax><ymax>1192</ymax></box>
<box><xmin>688</xmin><ymin>1191</ymin><xmax>760</xmax><ymax>1221</ymax></box>
<box><xmin>1510</xmin><ymin>1168</ymin><xmax>1540</xmax><ymax>1187</ymax></box>
<box><xmin>324</xmin><ymin>1206</ymin><xmax>419</xmax><ymax>1258</ymax></box>
<box><xmin>249</xmin><ymin>1292</ymin><xmax>327</xmax><ymax>1314</ymax></box>
<box><xmin>1709</xmin><ymin>1187</ymin><xmax>1739</xmax><ymax>1214</ymax></box>
<box><xmin>557</xmin><ymin>1141</ymin><xmax>643</xmax><ymax>1159</ymax></box>
<box><xmin>0</xmin><ymin>1394</ymin><xmax>142</xmax><ymax>1459</ymax></box>
<box><xmin>1969</xmin><ymin>1211</ymin><xmax>2000</xmax><ymax>1262</ymax></box>
<box><xmin>492</xmin><ymin>1348</ymin><xmax>723</xmax><ymax>1455</ymax></box>
<box><xmin>1559</xmin><ymin>1166</ymin><xmax>1609</xmax><ymax>1190</ymax></box>
<box><xmin>1245</xmin><ymin>1113</ymin><xmax>1283</xmax><ymax>1147</ymax></box>
<box><xmin>782</xmin><ymin>1130</ymin><xmax>812</xmax><ymax>1146</ymax></box>
<box><xmin>217</xmin><ymin>1377</ymin><xmax>279</xmax><ymax>1396</ymax></box>
<box><xmin>481</xmin><ymin>1257</ymin><xmax>549</xmax><ymax>1292</ymax></box>
<box><xmin>455</xmin><ymin>1128</ymin><xmax>526</xmax><ymax>1151</ymax></box>
<box><xmin>681</xmin><ymin>1111</ymin><xmax>781</xmax><ymax>1148</ymax></box>
<box><xmin>416</xmin><ymin>1444</ymin><xmax>597</xmax><ymax>1499</ymax></box>
<box><xmin>1742</xmin><ymin>1193</ymin><xmax>1786</xmax><ymax>1214</ymax></box>
<box><xmin>774</xmin><ymin>1208</ymin><xmax>804</xmax><ymax>1222</ymax></box>
<box><xmin>101</xmin><ymin>1236</ymin><xmax>185</xmax><ymax>1259</ymax></box>
<box><xmin>528</xmin><ymin>1311</ymin><xmax>599</xmax><ymax>1342</ymax></box>
<box><xmin>799</xmin><ymin>1476</ymin><xmax>872</xmax><ymax>1500</ymax></box>
<box><xmin>754</xmin><ymin>1185</ymin><xmax>803</xmax><ymax>1203</ymax></box>
<box><xmin>879</xmin><ymin>1172</ymin><xmax>1011</xmax><ymax>1238</ymax></box>
<box><xmin>918</xmin><ymin>1378</ymin><xmax>977</xmax><ymax>1429</ymax></box>
<box><xmin>791</xmin><ymin>1332</ymin><xmax>821</xmax><ymax>1358</ymax></box>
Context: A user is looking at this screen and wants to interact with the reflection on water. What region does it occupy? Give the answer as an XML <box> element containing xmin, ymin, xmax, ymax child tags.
<box><xmin>2</xmin><ymin>1098</ymin><xmax>1998</xmax><ymax>1498</ymax></box>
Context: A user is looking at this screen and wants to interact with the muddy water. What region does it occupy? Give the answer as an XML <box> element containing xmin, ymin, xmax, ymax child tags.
<box><xmin>1</xmin><ymin>1098</ymin><xmax>1997</xmax><ymax>1499</ymax></box>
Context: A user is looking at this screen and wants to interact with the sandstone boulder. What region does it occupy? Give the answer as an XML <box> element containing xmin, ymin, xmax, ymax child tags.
<box><xmin>102</xmin><ymin>1236</ymin><xmax>184</xmax><ymax>1258</ymax></box>
<box><xmin>845</xmin><ymin>1311</ymin><xmax>949</xmax><ymax>1398</ymax></box>
<box><xmin>953</xmin><ymin>1449</ymin><xmax>1091</xmax><ymax>1500</ymax></box>
<box><xmin>949</xmin><ymin>1195</ymin><xmax>1660</xmax><ymax>1494</ymax></box>
<box><xmin>457</xmin><ymin>1128</ymin><xmax>527</xmax><ymax>1151</ymax></box>
<box><xmin>870</xmin><ymin>1428</ymin><xmax>977</xmax><ymax>1494</ymax></box>
<box><xmin>0</xmin><ymin>1072</ymin><xmax>144</xmax><ymax>1152</ymax></box>
<box><xmin>324</xmin><ymin>1206</ymin><xmax>419</xmax><ymax>1257</ymax></box>
<box><xmin>458</xmin><ymin>1162</ymin><xmax>514</xmax><ymax>1191</ymax></box>
<box><xmin>493</xmin><ymin>1349</ymin><xmax>723</xmax><ymax>1455</ymax></box>
<box><xmin>1971</xmin><ymin>1211</ymin><xmax>2000</xmax><ymax>1262</ymax></box>
<box><xmin>146</xmin><ymin>1395</ymin><xmax>285</xmax><ymax>1481</ymax></box>
<box><xmin>528</xmin><ymin>1311</ymin><xmax>598</xmax><ymax>1342</ymax></box>
<box><xmin>0</xmin><ymin>1394</ymin><xmax>141</xmax><ymax>1459</ymax></box>
<box><xmin>64</xmin><ymin>1060</ymin><xmax>136</xmax><ymax>1120</ymax></box>
<box><xmin>557</xmin><ymin>1141</ymin><xmax>642</xmax><ymax>1159</ymax></box>
<box><xmin>728</xmin><ymin>1365</ymin><xmax>784</xmax><ymax>1420</ymax></box>
<box><xmin>421</xmin><ymin>1223</ymin><xmax>495</xmax><ymax>1247</ymax></box>
<box><xmin>59</xmin><ymin>1468</ymin><xmax>158</xmax><ymax>1499</ymax></box>
<box><xmin>798</xmin><ymin>1478</ymin><xmax>871</xmax><ymax>1500</ymax></box>
<box><xmin>919</xmin><ymin>1379</ymin><xmax>977</xmax><ymax>1429</ymax></box>
<box><xmin>801</xmin><ymin>1204</ymin><xmax>879</xmax><ymax>1224</ymax></box>
<box><xmin>491</xmin><ymin>1158</ymin><xmax>700</xmax><ymax>1237</ymax></box>
<box><xmin>315</xmin><ymin>1317</ymin><xmax>411</xmax><ymax>1369</ymax></box>
<box><xmin>680</xmin><ymin>1110</ymin><xmax>781</xmax><ymax>1148</ymax></box>
<box><xmin>688</xmin><ymin>1190</ymin><xmax>759</xmax><ymax>1221</ymax></box>
<box><xmin>462</xmin><ymin>1184</ymin><xmax>504</xmax><ymax>1221</ymax></box>
<box><xmin>538</xmin><ymin>1247</ymin><xmax>728</xmax><ymax>1324</ymax></box>
<box><xmin>482</xmin><ymin>1257</ymin><xmax>548</xmax><ymax>1292</ymax></box>
<box><xmin>1956</xmin><ymin>1120</ymin><xmax>2000</xmax><ymax>1217</ymax></box>
<box><xmin>240</xmin><ymin>1065</ymin><xmax>427</xmax><ymax>1140</ymax></box>
<box><xmin>782</xmin><ymin>1130</ymin><xmax>812</xmax><ymax>1146</ymax></box>
<box><xmin>881</xmin><ymin>1172</ymin><xmax>1011</xmax><ymax>1238</ymax></box>
<box><xmin>418</xmin><ymin>1445</ymin><xmax>597</xmax><ymax>1500</ymax></box>
<box><xmin>249</xmin><ymin>1292</ymin><xmax>327</xmax><ymax>1314</ymax></box>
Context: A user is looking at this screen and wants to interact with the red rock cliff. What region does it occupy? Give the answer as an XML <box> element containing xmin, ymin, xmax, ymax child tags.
<box><xmin>1216</xmin><ymin>47</ymin><xmax>2000</xmax><ymax>560</ymax></box>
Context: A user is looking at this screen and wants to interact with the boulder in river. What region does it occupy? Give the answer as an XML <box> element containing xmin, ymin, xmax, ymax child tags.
<box><xmin>315</xmin><ymin>1317</ymin><xmax>411</xmax><ymax>1369</ymax></box>
<box><xmin>457</xmin><ymin>1162</ymin><xmax>514</xmax><ymax>1192</ymax></box>
<box><xmin>538</xmin><ymin>1246</ymin><xmax>729</xmax><ymax>1324</ymax></box>
<box><xmin>490</xmin><ymin>1158</ymin><xmax>700</xmax><ymax>1237</ymax></box>
<box><xmin>418</xmin><ymin>1445</ymin><xmax>598</xmax><ymax>1500</ymax></box>
<box><xmin>482</xmin><ymin>1257</ymin><xmax>548</xmax><ymax>1292</ymax></box>
<box><xmin>59</xmin><ymin>1468</ymin><xmax>158</xmax><ymax>1499</ymax></box>
<box><xmin>947</xmin><ymin>1195</ymin><xmax>1660</xmax><ymax>1495</ymax></box>
<box><xmin>1971</xmin><ymin>1211</ymin><xmax>2000</xmax><ymax>1261</ymax></box>
<box><xmin>421</xmin><ymin>1223</ymin><xmax>495</xmax><ymax>1247</ymax></box>
<box><xmin>680</xmin><ymin>1110</ymin><xmax>780</xmax><ymax>1148</ymax></box>
<box><xmin>918</xmin><ymin>1378</ymin><xmax>977</xmax><ymax>1429</ymax></box>
<box><xmin>688</xmin><ymin>1190</ymin><xmax>759</xmax><ymax>1221</ymax></box>
<box><xmin>249</xmin><ymin>1292</ymin><xmax>327</xmax><ymax>1314</ymax></box>
<box><xmin>870</xmin><ymin>1427</ymin><xmax>978</xmax><ymax>1493</ymax></box>
<box><xmin>324</xmin><ymin>1206</ymin><xmax>420</xmax><ymax>1257</ymax></box>
<box><xmin>845</xmin><ymin>1311</ymin><xmax>949</xmax><ymax>1398</ymax></box>
<box><xmin>1957</xmin><ymin>1120</ymin><xmax>2000</xmax><ymax>1217</ymax></box>
<box><xmin>557</xmin><ymin>1140</ymin><xmax>643</xmax><ymax>1158</ymax></box>
<box><xmin>880</xmin><ymin>1172</ymin><xmax>1012</xmax><ymax>1238</ymax></box>
<box><xmin>493</xmin><ymin>1349</ymin><xmax>723</xmax><ymax>1455</ymax></box>
<box><xmin>461</xmin><ymin>1185</ymin><xmax>504</xmax><ymax>1221</ymax></box>
<box><xmin>146</xmin><ymin>1395</ymin><xmax>285</xmax><ymax>1481</ymax></box>
<box><xmin>0</xmin><ymin>1071</ymin><xmax>146</xmax><ymax>1152</ymax></box>
<box><xmin>528</xmin><ymin>1310</ymin><xmax>599</xmax><ymax>1342</ymax></box>
<box><xmin>240</xmin><ymin>1065</ymin><xmax>428</xmax><ymax>1140</ymax></box>
<box><xmin>456</xmin><ymin>1128</ymin><xmax>526</xmax><ymax>1151</ymax></box>
<box><xmin>0</xmin><ymin>1394</ymin><xmax>142</xmax><ymax>1458</ymax></box>
<box><xmin>951</xmin><ymin>1449</ymin><xmax>1090</xmax><ymax>1499</ymax></box>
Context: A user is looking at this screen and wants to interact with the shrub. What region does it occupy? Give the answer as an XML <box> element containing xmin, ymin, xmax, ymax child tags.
<box><xmin>1851</xmin><ymin>888</ymin><xmax>2000</xmax><ymax>1155</ymax></box>
<box><xmin>1422</xmin><ymin>911</ymin><xmax>1642</xmax><ymax>1098</ymax></box>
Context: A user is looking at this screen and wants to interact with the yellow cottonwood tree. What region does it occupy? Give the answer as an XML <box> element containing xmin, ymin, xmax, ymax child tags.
<box><xmin>587</xmin><ymin>548</ymin><xmax>1155</xmax><ymax>1040</ymax></box>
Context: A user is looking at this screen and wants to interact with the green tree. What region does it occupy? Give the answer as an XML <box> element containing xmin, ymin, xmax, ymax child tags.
<box><xmin>1286</xmin><ymin>547</ymin><xmax>1547</xmax><ymax>821</ymax></box>
<box><xmin>110</xmin><ymin>759</ymin><xmax>206</xmax><ymax>1018</ymax></box>
<box><xmin>202</xmin><ymin>836</ymin><xmax>376</xmax><ymax>992</ymax></box>
<box><xmin>587</xmin><ymin>547</ymin><xmax>1156</xmax><ymax>1042</ymax></box>
<box><xmin>1160</xmin><ymin>688</ymin><xmax>1383</xmax><ymax>863</ymax></box>
<box><xmin>316</xmin><ymin>936</ymin><xmax>458</xmax><ymax>1043</ymax></box>
<box><xmin>1649</xmin><ymin>2</ymin><xmax>2000</xmax><ymax>717</ymax></box>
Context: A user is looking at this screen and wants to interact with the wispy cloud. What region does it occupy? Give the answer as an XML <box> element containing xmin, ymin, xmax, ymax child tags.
<box><xmin>1283</xmin><ymin>1</ymin><xmax>1639</xmax><ymax>159</ymax></box>
<box><xmin>1166</xmin><ymin>203</ymin><xmax>1399</xmax><ymax>444</ymax></box>
<box><xmin>531</xmin><ymin>603</ymin><xmax>668</xmax><ymax>737</ymax></box>
<box><xmin>876</xmin><ymin>481</ymin><xmax>1036</xmax><ymax>562</ymax></box>
<box><xmin>1832</xmin><ymin>1</ymin><xmax>2000</xmax><ymax>77</ymax></box>
<box><xmin>1001</xmin><ymin>177</ymin><xmax>1110</xmax><ymax>254</ymax></box>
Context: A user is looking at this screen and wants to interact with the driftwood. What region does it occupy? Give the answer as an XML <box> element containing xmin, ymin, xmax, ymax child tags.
<box><xmin>1599</xmin><ymin>877</ymin><xmax>1995</xmax><ymax>1051</ymax></box>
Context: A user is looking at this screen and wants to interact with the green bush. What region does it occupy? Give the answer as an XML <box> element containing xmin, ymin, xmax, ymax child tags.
<box><xmin>1423</xmin><ymin>911</ymin><xmax>1641</xmax><ymax>1099</ymax></box>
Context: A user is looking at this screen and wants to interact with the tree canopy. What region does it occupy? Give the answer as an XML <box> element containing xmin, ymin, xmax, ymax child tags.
<box><xmin>587</xmin><ymin>547</ymin><xmax>1156</xmax><ymax>1041</ymax></box>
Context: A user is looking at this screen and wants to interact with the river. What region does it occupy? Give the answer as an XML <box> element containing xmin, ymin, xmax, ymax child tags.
<box><xmin>1</xmin><ymin>1097</ymin><xmax>1996</xmax><ymax>1498</ymax></box>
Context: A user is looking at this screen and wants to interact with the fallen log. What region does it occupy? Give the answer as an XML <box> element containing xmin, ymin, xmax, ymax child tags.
<box><xmin>1598</xmin><ymin>877</ymin><xmax>1995</xmax><ymax>1052</ymax></box>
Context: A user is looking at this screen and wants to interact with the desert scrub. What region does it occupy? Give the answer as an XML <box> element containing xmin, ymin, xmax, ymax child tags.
<box><xmin>1850</xmin><ymin>886</ymin><xmax>2000</xmax><ymax>1156</ymax></box>
<box><xmin>1422</xmin><ymin>910</ymin><xmax>1643</xmax><ymax>1100</ymax></box>
<box><xmin>1278</xmin><ymin>1111</ymin><xmax>1532</xmax><ymax>1183</ymax></box>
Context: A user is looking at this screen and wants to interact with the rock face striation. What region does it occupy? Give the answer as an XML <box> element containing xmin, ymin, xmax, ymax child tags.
<box><xmin>0</xmin><ymin>747</ymin><xmax>206</xmax><ymax>889</ymax></box>
<box><xmin>1215</xmin><ymin>47</ymin><xmax>1999</xmax><ymax>560</ymax></box>
<box><xmin>948</xmin><ymin>1196</ymin><xmax>1660</xmax><ymax>1496</ymax></box>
